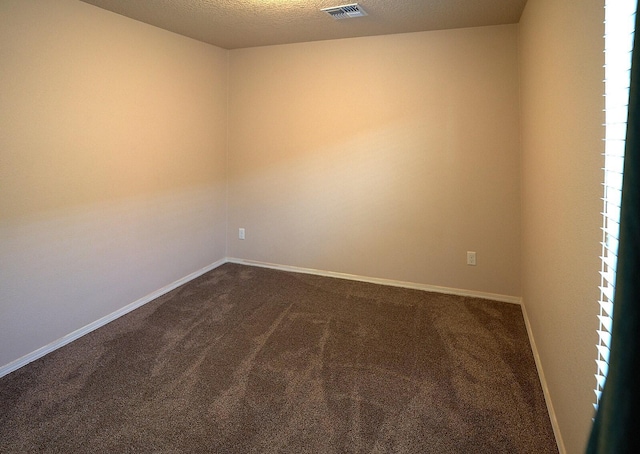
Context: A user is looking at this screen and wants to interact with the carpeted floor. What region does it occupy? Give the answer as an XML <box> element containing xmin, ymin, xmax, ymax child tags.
<box><xmin>0</xmin><ymin>263</ymin><xmax>558</xmax><ymax>453</ymax></box>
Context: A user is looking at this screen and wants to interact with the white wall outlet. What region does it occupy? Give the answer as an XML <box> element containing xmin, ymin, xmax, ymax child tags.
<box><xmin>467</xmin><ymin>251</ymin><xmax>477</xmax><ymax>266</ymax></box>
<box><xmin>239</xmin><ymin>228</ymin><xmax>245</xmax><ymax>240</ymax></box>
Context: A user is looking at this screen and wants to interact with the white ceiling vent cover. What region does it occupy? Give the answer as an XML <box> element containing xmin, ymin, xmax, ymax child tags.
<box><xmin>321</xmin><ymin>3</ymin><xmax>368</xmax><ymax>20</ymax></box>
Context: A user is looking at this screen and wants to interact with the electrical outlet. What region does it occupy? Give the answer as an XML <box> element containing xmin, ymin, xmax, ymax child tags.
<box><xmin>467</xmin><ymin>251</ymin><xmax>477</xmax><ymax>266</ymax></box>
<box><xmin>239</xmin><ymin>228</ymin><xmax>245</xmax><ymax>240</ymax></box>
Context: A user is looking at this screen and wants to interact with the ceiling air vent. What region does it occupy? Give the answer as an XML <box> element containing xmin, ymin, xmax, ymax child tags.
<box><xmin>321</xmin><ymin>3</ymin><xmax>368</xmax><ymax>20</ymax></box>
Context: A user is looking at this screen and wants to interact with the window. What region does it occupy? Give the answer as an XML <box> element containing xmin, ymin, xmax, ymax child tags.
<box><xmin>595</xmin><ymin>0</ymin><xmax>637</xmax><ymax>410</ymax></box>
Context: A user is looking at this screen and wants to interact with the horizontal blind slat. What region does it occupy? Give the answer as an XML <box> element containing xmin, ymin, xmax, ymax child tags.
<box><xmin>595</xmin><ymin>0</ymin><xmax>634</xmax><ymax>411</ymax></box>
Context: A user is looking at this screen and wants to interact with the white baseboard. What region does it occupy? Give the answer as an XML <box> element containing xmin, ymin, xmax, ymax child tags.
<box><xmin>0</xmin><ymin>256</ymin><xmax>522</xmax><ymax>380</ymax></box>
<box><xmin>520</xmin><ymin>300</ymin><xmax>566</xmax><ymax>454</ymax></box>
<box><xmin>1</xmin><ymin>256</ymin><xmax>562</xmax><ymax>452</ymax></box>
<box><xmin>0</xmin><ymin>258</ymin><xmax>227</xmax><ymax>379</ymax></box>
<box><xmin>226</xmin><ymin>257</ymin><xmax>522</xmax><ymax>305</ymax></box>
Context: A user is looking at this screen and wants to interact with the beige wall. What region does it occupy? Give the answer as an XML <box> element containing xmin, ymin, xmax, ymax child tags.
<box><xmin>519</xmin><ymin>0</ymin><xmax>604</xmax><ymax>452</ymax></box>
<box><xmin>228</xmin><ymin>26</ymin><xmax>522</xmax><ymax>297</ymax></box>
<box><xmin>0</xmin><ymin>3</ymin><xmax>609</xmax><ymax>451</ymax></box>
<box><xmin>0</xmin><ymin>0</ymin><xmax>228</xmax><ymax>367</ymax></box>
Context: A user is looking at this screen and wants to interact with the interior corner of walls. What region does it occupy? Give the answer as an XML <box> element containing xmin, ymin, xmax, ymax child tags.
<box><xmin>224</xmin><ymin>50</ymin><xmax>231</xmax><ymax>259</ymax></box>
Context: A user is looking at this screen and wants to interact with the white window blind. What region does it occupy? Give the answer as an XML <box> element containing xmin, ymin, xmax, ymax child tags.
<box><xmin>595</xmin><ymin>0</ymin><xmax>637</xmax><ymax>410</ymax></box>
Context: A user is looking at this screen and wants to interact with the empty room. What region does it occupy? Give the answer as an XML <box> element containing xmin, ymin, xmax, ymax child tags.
<box><xmin>1</xmin><ymin>0</ymin><xmax>634</xmax><ymax>453</ymax></box>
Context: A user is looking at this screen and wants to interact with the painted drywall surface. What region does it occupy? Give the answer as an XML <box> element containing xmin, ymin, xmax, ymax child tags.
<box><xmin>228</xmin><ymin>26</ymin><xmax>522</xmax><ymax>297</ymax></box>
<box><xmin>0</xmin><ymin>0</ymin><xmax>228</xmax><ymax>367</ymax></box>
<box><xmin>519</xmin><ymin>0</ymin><xmax>604</xmax><ymax>452</ymax></box>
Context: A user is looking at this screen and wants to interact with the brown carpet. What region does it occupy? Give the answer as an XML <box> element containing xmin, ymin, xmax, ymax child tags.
<box><xmin>0</xmin><ymin>263</ymin><xmax>558</xmax><ymax>453</ymax></box>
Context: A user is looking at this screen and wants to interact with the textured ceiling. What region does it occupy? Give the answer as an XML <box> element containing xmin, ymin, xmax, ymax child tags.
<box><xmin>80</xmin><ymin>0</ymin><xmax>528</xmax><ymax>50</ymax></box>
